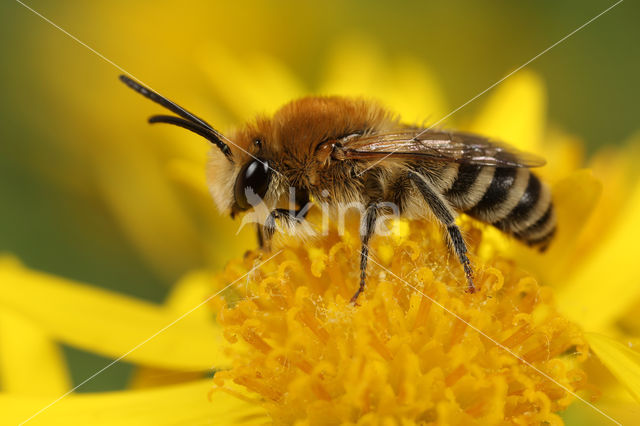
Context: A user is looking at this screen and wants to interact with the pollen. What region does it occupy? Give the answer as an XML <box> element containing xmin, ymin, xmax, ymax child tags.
<box><xmin>212</xmin><ymin>219</ymin><xmax>590</xmax><ymax>425</ymax></box>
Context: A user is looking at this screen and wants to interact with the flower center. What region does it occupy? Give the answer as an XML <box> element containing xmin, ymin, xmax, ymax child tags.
<box><xmin>212</xmin><ymin>219</ymin><xmax>589</xmax><ymax>424</ymax></box>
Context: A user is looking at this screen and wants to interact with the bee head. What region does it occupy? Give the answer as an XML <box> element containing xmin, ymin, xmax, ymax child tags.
<box><xmin>204</xmin><ymin>131</ymin><xmax>280</xmax><ymax>219</ymax></box>
<box><xmin>119</xmin><ymin>75</ymin><xmax>276</xmax><ymax>217</ymax></box>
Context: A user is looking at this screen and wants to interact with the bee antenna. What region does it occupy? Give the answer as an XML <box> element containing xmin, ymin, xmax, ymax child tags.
<box><xmin>148</xmin><ymin>115</ymin><xmax>232</xmax><ymax>159</ymax></box>
<box><xmin>119</xmin><ymin>75</ymin><xmax>212</xmax><ymax>129</ymax></box>
<box><xmin>119</xmin><ymin>75</ymin><xmax>232</xmax><ymax>158</ymax></box>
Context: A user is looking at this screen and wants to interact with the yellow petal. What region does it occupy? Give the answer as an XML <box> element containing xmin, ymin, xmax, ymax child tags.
<box><xmin>470</xmin><ymin>71</ymin><xmax>546</xmax><ymax>154</ymax></box>
<box><xmin>94</xmin><ymin>133</ymin><xmax>203</xmax><ymax>282</ymax></box>
<box><xmin>165</xmin><ymin>159</ymin><xmax>254</xmax><ymax>269</ymax></box>
<box><xmin>129</xmin><ymin>270</ymin><xmax>231</xmax><ymax>389</ymax></box>
<box><xmin>562</xmin><ymin>399</ymin><xmax>638</xmax><ymax>426</ymax></box>
<box><xmin>573</xmin><ymin>142</ymin><xmax>639</xmax><ymax>269</ymax></box>
<box><xmin>512</xmin><ymin>170</ymin><xmax>601</xmax><ymax>282</ymax></box>
<box><xmin>319</xmin><ymin>37</ymin><xmax>447</xmax><ymax>121</ymax></box>
<box><xmin>538</xmin><ymin>128</ymin><xmax>585</xmax><ymax>182</ymax></box>
<box><xmin>382</xmin><ymin>56</ymin><xmax>448</xmax><ymax>124</ymax></box>
<box><xmin>166</xmin><ymin>159</ymin><xmax>212</xmax><ymax>204</ymax></box>
<box><xmin>200</xmin><ymin>43</ymin><xmax>306</xmax><ymax>121</ymax></box>
<box><xmin>0</xmin><ymin>379</ymin><xmax>267</xmax><ymax>425</ymax></box>
<box><xmin>591</xmin><ymin>401</ymin><xmax>640</xmax><ymax>426</ymax></box>
<box><xmin>479</xmin><ymin>170</ymin><xmax>601</xmax><ymax>285</ymax></box>
<box><xmin>544</xmin><ymin>170</ymin><xmax>601</xmax><ymax>258</ymax></box>
<box><xmin>319</xmin><ymin>37</ymin><xmax>385</xmax><ymax>96</ymax></box>
<box><xmin>165</xmin><ymin>270</ymin><xmax>219</xmax><ymax>318</ymax></box>
<box><xmin>586</xmin><ymin>333</ymin><xmax>640</xmax><ymax>403</ymax></box>
<box><xmin>548</xmin><ymin>169</ymin><xmax>601</xmax><ymax>261</ymax></box>
<box><xmin>0</xmin><ymin>258</ymin><xmax>229</xmax><ymax>371</ymax></box>
<box><xmin>618</xmin><ymin>301</ymin><xmax>640</xmax><ymax>338</ymax></box>
<box><xmin>128</xmin><ymin>366</ymin><xmax>205</xmax><ymax>390</ymax></box>
<box><xmin>0</xmin><ymin>310</ymin><xmax>70</xmax><ymax>395</ymax></box>
<box><xmin>556</xmin><ymin>179</ymin><xmax>640</xmax><ymax>331</ymax></box>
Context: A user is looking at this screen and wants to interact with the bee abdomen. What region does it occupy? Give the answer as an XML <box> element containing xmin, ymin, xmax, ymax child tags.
<box><xmin>446</xmin><ymin>166</ymin><xmax>556</xmax><ymax>251</ymax></box>
<box><xmin>513</xmin><ymin>203</ymin><xmax>556</xmax><ymax>251</ymax></box>
<box><xmin>465</xmin><ymin>167</ymin><xmax>530</xmax><ymax>222</ymax></box>
<box><xmin>492</xmin><ymin>171</ymin><xmax>556</xmax><ymax>251</ymax></box>
<box><xmin>444</xmin><ymin>164</ymin><xmax>494</xmax><ymax>211</ymax></box>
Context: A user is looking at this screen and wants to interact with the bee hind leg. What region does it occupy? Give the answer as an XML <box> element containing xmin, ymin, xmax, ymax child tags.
<box><xmin>446</xmin><ymin>224</ymin><xmax>475</xmax><ymax>293</ymax></box>
<box><xmin>409</xmin><ymin>172</ymin><xmax>475</xmax><ymax>293</ymax></box>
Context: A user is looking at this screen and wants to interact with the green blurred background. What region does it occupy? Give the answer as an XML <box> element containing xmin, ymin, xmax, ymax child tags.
<box><xmin>0</xmin><ymin>0</ymin><xmax>638</xmax><ymax>399</ymax></box>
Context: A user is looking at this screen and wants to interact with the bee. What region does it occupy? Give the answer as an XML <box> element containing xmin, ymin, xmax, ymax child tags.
<box><xmin>120</xmin><ymin>75</ymin><xmax>555</xmax><ymax>303</ymax></box>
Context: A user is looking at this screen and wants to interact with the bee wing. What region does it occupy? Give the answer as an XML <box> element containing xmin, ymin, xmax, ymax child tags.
<box><xmin>338</xmin><ymin>129</ymin><xmax>546</xmax><ymax>168</ymax></box>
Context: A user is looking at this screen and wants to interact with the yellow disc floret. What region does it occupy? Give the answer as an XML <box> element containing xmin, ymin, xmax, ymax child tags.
<box><xmin>212</xmin><ymin>219</ymin><xmax>589</xmax><ymax>425</ymax></box>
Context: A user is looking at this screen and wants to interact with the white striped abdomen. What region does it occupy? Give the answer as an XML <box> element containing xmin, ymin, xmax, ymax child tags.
<box><xmin>444</xmin><ymin>164</ymin><xmax>556</xmax><ymax>251</ymax></box>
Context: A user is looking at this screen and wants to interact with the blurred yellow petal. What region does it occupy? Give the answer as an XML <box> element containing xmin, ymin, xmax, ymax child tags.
<box><xmin>556</xmin><ymin>180</ymin><xmax>640</xmax><ymax>331</ymax></box>
<box><xmin>0</xmin><ymin>379</ymin><xmax>268</xmax><ymax>426</ymax></box>
<box><xmin>470</xmin><ymin>71</ymin><xmax>546</xmax><ymax>154</ymax></box>
<box><xmin>128</xmin><ymin>366</ymin><xmax>205</xmax><ymax>390</ymax></box>
<box><xmin>165</xmin><ymin>270</ymin><xmax>218</xmax><ymax>319</ymax></box>
<box><xmin>573</xmin><ymin>142</ymin><xmax>639</xmax><ymax>266</ymax></box>
<box><xmin>319</xmin><ymin>37</ymin><xmax>386</xmax><ymax>95</ymax></box>
<box><xmin>545</xmin><ymin>170</ymin><xmax>602</xmax><ymax>269</ymax></box>
<box><xmin>0</xmin><ymin>310</ymin><xmax>70</xmax><ymax>395</ymax></box>
<box><xmin>128</xmin><ymin>272</ymin><xmax>223</xmax><ymax>390</ymax></box>
<box><xmin>479</xmin><ymin>169</ymin><xmax>601</xmax><ymax>284</ymax></box>
<box><xmin>166</xmin><ymin>159</ymin><xmax>254</xmax><ymax>267</ymax></box>
<box><xmin>619</xmin><ymin>302</ymin><xmax>640</xmax><ymax>338</ymax></box>
<box><xmin>586</xmin><ymin>333</ymin><xmax>640</xmax><ymax>402</ymax></box>
<box><xmin>319</xmin><ymin>37</ymin><xmax>447</xmax><ymax>121</ymax></box>
<box><xmin>382</xmin><ymin>56</ymin><xmax>449</xmax><ymax>124</ymax></box>
<box><xmin>540</xmin><ymin>129</ymin><xmax>586</xmax><ymax>182</ymax></box>
<box><xmin>507</xmin><ymin>170</ymin><xmax>602</xmax><ymax>283</ymax></box>
<box><xmin>166</xmin><ymin>159</ymin><xmax>212</xmax><ymax>203</ymax></box>
<box><xmin>94</xmin><ymin>133</ymin><xmax>203</xmax><ymax>282</ymax></box>
<box><xmin>592</xmin><ymin>401</ymin><xmax>640</xmax><ymax>425</ymax></box>
<box><xmin>201</xmin><ymin>43</ymin><xmax>306</xmax><ymax>121</ymax></box>
<box><xmin>0</xmin><ymin>258</ymin><xmax>228</xmax><ymax>371</ymax></box>
<box><xmin>563</xmin><ymin>398</ymin><xmax>639</xmax><ymax>426</ymax></box>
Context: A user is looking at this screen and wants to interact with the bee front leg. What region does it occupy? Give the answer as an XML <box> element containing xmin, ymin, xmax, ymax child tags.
<box><xmin>262</xmin><ymin>206</ymin><xmax>310</xmax><ymax>251</ymax></box>
<box><xmin>256</xmin><ymin>224</ymin><xmax>266</xmax><ymax>249</ymax></box>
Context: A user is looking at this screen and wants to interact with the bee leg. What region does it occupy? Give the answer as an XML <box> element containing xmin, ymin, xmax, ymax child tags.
<box><xmin>350</xmin><ymin>203</ymin><xmax>379</xmax><ymax>305</ymax></box>
<box><xmin>262</xmin><ymin>204</ymin><xmax>311</xmax><ymax>250</ymax></box>
<box><xmin>447</xmin><ymin>224</ymin><xmax>475</xmax><ymax>293</ymax></box>
<box><xmin>256</xmin><ymin>224</ymin><xmax>265</xmax><ymax>249</ymax></box>
<box><xmin>261</xmin><ymin>190</ymin><xmax>312</xmax><ymax>250</ymax></box>
<box><xmin>409</xmin><ymin>172</ymin><xmax>475</xmax><ymax>293</ymax></box>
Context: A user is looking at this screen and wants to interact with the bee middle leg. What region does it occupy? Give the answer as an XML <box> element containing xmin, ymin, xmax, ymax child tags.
<box><xmin>351</xmin><ymin>173</ymin><xmax>386</xmax><ymax>304</ymax></box>
<box><xmin>409</xmin><ymin>172</ymin><xmax>475</xmax><ymax>293</ymax></box>
<box><xmin>350</xmin><ymin>202</ymin><xmax>379</xmax><ymax>304</ymax></box>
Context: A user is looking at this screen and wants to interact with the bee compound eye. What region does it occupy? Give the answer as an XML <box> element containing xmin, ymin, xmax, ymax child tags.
<box><xmin>234</xmin><ymin>159</ymin><xmax>271</xmax><ymax>209</ymax></box>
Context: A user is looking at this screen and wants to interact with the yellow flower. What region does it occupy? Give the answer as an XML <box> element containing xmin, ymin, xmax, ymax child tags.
<box><xmin>212</xmin><ymin>219</ymin><xmax>591</xmax><ymax>425</ymax></box>
<box><xmin>2</xmin><ymin>40</ymin><xmax>640</xmax><ymax>425</ymax></box>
